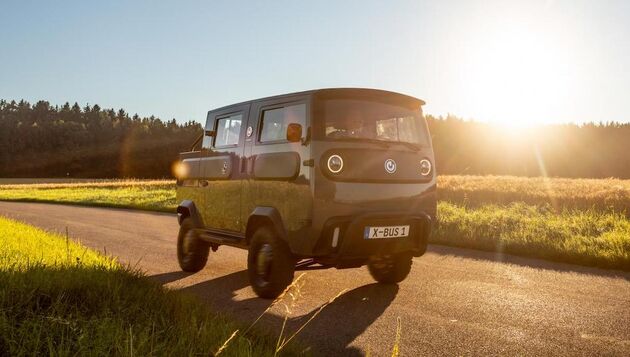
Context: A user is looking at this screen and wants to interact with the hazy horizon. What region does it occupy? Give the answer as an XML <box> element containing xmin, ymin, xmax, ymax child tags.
<box><xmin>1</xmin><ymin>0</ymin><xmax>629</xmax><ymax>125</ymax></box>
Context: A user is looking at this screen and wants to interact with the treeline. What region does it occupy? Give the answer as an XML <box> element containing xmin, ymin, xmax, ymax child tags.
<box><xmin>1</xmin><ymin>99</ymin><xmax>629</xmax><ymax>179</ymax></box>
<box><xmin>426</xmin><ymin>115</ymin><xmax>630</xmax><ymax>179</ymax></box>
<box><xmin>0</xmin><ymin>100</ymin><xmax>201</xmax><ymax>178</ymax></box>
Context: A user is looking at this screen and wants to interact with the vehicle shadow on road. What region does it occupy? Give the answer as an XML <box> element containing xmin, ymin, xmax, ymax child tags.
<box><xmin>151</xmin><ymin>271</ymin><xmax>192</xmax><ymax>285</ymax></box>
<box><xmin>428</xmin><ymin>244</ymin><xmax>630</xmax><ymax>281</ymax></box>
<box><xmin>150</xmin><ymin>270</ymin><xmax>398</xmax><ymax>355</ymax></box>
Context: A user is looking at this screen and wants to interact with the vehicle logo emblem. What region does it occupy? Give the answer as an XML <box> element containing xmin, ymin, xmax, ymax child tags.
<box><xmin>384</xmin><ymin>159</ymin><xmax>397</xmax><ymax>174</ymax></box>
<box><xmin>246</xmin><ymin>126</ymin><xmax>253</xmax><ymax>138</ymax></box>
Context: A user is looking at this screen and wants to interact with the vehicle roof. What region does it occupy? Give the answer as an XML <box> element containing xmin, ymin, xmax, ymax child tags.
<box><xmin>208</xmin><ymin>88</ymin><xmax>425</xmax><ymax>114</ymax></box>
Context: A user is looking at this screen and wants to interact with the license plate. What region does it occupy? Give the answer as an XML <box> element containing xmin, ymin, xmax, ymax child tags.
<box><xmin>364</xmin><ymin>225</ymin><xmax>410</xmax><ymax>239</ymax></box>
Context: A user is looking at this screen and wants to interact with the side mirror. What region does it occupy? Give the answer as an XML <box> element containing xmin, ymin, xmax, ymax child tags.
<box><xmin>205</xmin><ymin>130</ymin><xmax>216</xmax><ymax>137</ymax></box>
<box><xmin>286</xmin><ymin>123</ymin><xmax>302</xmax><ymax>143</ymax></box>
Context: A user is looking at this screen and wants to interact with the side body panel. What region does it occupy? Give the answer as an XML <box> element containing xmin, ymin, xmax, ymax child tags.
<box><xmin>241</xmin><ymin>95</ymin><xmax>314</xmax><ymax>253</ymax></box>
<box><xmin>198</xmin><ymin>103</ymin><xmax>250</xmax><ymax>233</ymax></box>
<box><xmin>176</xmin><ymin>151</ymin><xmax>205</xmax><ymax>222</ymax></box>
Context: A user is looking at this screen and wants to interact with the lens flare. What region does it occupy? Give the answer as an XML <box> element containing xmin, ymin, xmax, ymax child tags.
<box><xmin>172</xmin><ymin>161</ymin><xmax>189</xmax><ymax>179</ymax></box>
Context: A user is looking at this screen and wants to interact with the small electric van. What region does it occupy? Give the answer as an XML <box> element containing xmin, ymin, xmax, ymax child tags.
<box><xmin>175</xmin><ymin>88</ymin><xmax>436</xmax><ymax>298</ymax></box>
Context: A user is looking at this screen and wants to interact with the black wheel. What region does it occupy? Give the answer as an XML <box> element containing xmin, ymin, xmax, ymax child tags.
<box><xmin>367</xmin><ymin>252</ymin><xmax>413</xmax><ymax>284</ymax></box>
<box><xmin>247</xmin><ymin>226</ymin><xmax>295</xmax><ymax>299</ymax></box>
<box><xmin>177</xmin><ymin>217</ymin><xmax>210</xmax><ymax>272</ymax></box>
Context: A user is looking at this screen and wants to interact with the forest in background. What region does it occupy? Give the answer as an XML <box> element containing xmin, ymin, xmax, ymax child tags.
<box><xmin>1</xmin><ymin>99</ymin><xmax>629</xmax><ymax>179</ymax></box>
<box><xmin>426</xmin><ymin>115</ymin><xmax>630</xmax><ymax>179</ymax></box>
<box><xmin>0</xmin><ymin>100</ymin><xmax>200</xmax><ymax>178</ymax></box>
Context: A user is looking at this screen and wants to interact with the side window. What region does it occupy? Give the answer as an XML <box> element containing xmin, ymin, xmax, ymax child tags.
<box><xmin>214</xmin><ymin>114</ymin><xmax>242</xmax><ymax>147</ymax></box>
<box><xmin>259</xmin><ymin>104</ymin><xmax>306</xmax><ymax>143</ymax></box>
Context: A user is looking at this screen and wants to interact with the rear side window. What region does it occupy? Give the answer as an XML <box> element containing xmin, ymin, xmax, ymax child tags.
<box><xmin>259</xmin><ymin>104</ymin><xmax>306</xmax><ymax>143</ymax></box>
<box><xmin>215</xmin><ymin>114</ymin><xmax>242</xmax><ymax>147</ymax></box>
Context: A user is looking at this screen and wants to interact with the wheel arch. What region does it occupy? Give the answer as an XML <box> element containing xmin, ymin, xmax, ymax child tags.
<box><xmin>176</xmin><ymin>200</ymin><xmax>204</xmax><ymax>227</ymax></box>
<box><xmin>245</xmin><ymin>207</ymin><xmax>288</xmax><ymax>244</ymax></box>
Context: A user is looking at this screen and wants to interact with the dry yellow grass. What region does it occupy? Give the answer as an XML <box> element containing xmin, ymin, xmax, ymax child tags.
<box><xmin>438</xmin><ymin>175</ymin><xmax>630</xmax><ymax>214</ymax></box>
<box><xmin>0</xmin><ymin>179</ymin><xmax>174</xmax><ymax>190</ymax></box>
<box><xmin>0</xmin><ymin>181</ymin><xmax>176</xmax><ymax>212</ymax></box>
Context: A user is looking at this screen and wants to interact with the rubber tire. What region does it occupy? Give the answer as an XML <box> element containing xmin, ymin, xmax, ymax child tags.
<box><xmin>367</xmin><ymin>252</ymin><xmax>413</xmax><ymax>284</ymax></box>
<box><xmin>177</xmin><ymin>217</ymin><xmax>210</xmax><ymax>272</ymax></box>
<box><xmin>247</xmin><ymin>226</ymin><xmax>295</xmax><ymax>299</ymax></box>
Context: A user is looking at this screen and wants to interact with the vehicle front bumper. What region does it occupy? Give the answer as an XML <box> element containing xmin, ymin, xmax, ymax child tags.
<box><xmin>311</xmin><ymin>211</ymin><xmax>432</xmax><ymax>268</ymax></box>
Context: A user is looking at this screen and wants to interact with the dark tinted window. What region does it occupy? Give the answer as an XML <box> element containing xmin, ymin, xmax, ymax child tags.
<box><xmin>260</xmin><ymin>104</ymin><xmax>306</xmax><ymax>142</ymax></box>
<box><xmin>323</xmin><ymin>99</ymin><xmax>429</xmax><ymax>146</ymax></box>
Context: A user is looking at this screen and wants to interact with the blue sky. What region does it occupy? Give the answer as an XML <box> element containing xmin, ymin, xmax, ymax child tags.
<box><xmin>1</xmin><ymin>0</ymin><xmax>628</xmax><ymax>125</ymax></box>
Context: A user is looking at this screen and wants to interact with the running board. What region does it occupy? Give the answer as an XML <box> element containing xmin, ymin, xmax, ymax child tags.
<box><xmin>195</xmin><ymin>228</ymin><xmax>246</xmax><ymax>249</ymax></box>
<box><xmin>295</xmin><ymin>258</ymin><xmax>333</xmax><ymax>271</ymax></box>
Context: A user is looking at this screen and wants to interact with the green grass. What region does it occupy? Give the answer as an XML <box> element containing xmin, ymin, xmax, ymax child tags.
<box><xmin>434</xmin><ymin>175</ymin><xmax>630</xmax><ymax>270</ymax></box>
<box><xmin>434</xmin><ymin>202</ymin><xmax>630</xmax><ymax>270</ymax></box>
<box><xmin>1</xmin><ymin>216</ymin><xmax>117</xmax><ymax>270</ymax></box>
<box><xmin>0</xmin><ymin>180</ymin><xmax>176</xmax><ymax>212</ymax></box>
<box><xmin>0</xmin><ymin>216</ymin><xmax>298</xmax><ymax>356</ymax></box>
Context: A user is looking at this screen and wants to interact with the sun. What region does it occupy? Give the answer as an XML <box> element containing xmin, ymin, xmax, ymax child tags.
<box><xmin>447</xmin><ymin>16</ymin><xmax>578</xmax><ymax>127</ymax></box>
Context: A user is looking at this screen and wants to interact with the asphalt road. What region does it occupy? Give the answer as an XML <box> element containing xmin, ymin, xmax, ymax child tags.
<box><xmin>1</xmin><ymin>201</ymin><xmax>629</xmax><ymax>356</ymax></box>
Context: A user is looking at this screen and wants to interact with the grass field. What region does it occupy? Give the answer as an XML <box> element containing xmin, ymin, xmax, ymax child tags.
<box><xmin>435</xmin><ymin>202</ymin><xmax>629</xmax><ymax>269</ymax></box>
<box><xmin>1</xmin><ymin>175</ymin><xmax>629</xmax><ymax>270</ymax></box>
<box><xmin>438</xmin><ymin>175</ymin><xmax>630</xmax><ymax>214</ymax></box>
<box><xmin>436</xmin><ymin>176</ymin><xmax>630</xmax><ymax>270</ymax></box>
<box><xmin>0</xmin><ymin>179</ymin><xmax>175</xmax><ymax>212</ymax></box>
<box><xmin>0</xmin><ymin>216</ymin><xmax>298</xmax><ymax>356</ymax></box>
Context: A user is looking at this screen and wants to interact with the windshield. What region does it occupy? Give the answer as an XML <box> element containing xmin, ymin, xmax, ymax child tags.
<box><xmin>322</xmin><ymin>99</ymin><xmax>429</xmax><ymax>147</ymax></box>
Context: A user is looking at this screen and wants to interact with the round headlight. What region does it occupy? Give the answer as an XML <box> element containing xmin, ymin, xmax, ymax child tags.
<box><xmin>420</xmin><ymin>159</ymin><xmax>432</xmax><ymax>176</ymax></box>
<box><xmin>327</xmin><ymin>155</ymin><xmax>344</xmax><ymax>173</ymax></box>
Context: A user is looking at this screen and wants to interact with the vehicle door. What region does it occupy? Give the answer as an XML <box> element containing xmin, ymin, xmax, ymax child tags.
<box><xmin>241</xmin><ymin>98</ymin><xmax>312</xmax><ymax>234</ymax></box>
<box><xmin>199</xmin><ymin>104</ymin><xmax>250</xmax><ymax>232</ymax></box>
